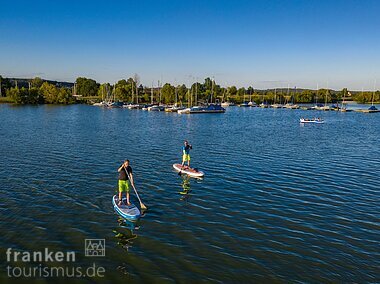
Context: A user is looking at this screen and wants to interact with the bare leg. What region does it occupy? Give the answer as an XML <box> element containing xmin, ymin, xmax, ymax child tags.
<box><xmin>118</xmin><ymin>191</ymin><xmax>122</xmax><ymax>206</ymax></box>
<box><xmin>126</xmin><ymin>192</ymin><xmax>131</xmax><ymax>206</ymax></box>
<box><xmin>187</xmin><ymin>160</ymin><xmax>190</xmax><ymax>169</ymax></box>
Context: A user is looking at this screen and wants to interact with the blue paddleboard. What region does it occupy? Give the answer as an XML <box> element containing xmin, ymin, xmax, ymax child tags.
<box><xmin>112</xmin><ymin>195</ymin><xmax>141</xmax><ymax>221</ymax></box>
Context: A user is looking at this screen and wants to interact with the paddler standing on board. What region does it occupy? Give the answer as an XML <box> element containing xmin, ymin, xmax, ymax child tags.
<box><xmin>181</xmin><ymin>140</ymin><xmax>192</xmax><ymax>169</ymax></box>
<box><xmin>117</xmin><ymin>160</ymin><xmax>134</xmax><ymax>206</ymax></box>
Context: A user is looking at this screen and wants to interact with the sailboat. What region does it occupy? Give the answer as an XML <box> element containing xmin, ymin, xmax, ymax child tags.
<box><xmin>284</xmin><ymin>85</ymin><xmax>292</xmax><ymax>108</ymax></box>
<box><xmin>340</xmin><ymin>89</ymin><xmax>349</xmax><ymax>112</ymax></box>
<box><xmin>248</xmin><ymin>88</ymin><xmax>256</xmax><ymax>106</ymax></box>
<box><xmin>165</xmin><ymin>85</ymin><xmax>185</xmax><ymax>112</ymax></box>
<box><xmin>313</xmin><ymin>84</ymin><xmax>323</xmax><ymax>110</ymax></box>
<box><xmin>271</xmin><ymin>88</ymin><xmax>283</xmax><ymax>108</ymax></box>
<box><xmin>284</xmin><ymin>86</ymin><xmax>299</xmax><ymax>109</ymax></box>
<box><xmin>221</xmin><ymin>88</ymin><xmax>235</xmax><ymax>107</ymax></box>
<box><xmin>360</xmin><ymin>82</ymin><xmax>379</xmax><ymax>113</ymax></box>
<box><xmin>319</xmin><ymin>87</ymin><xmax>331</xmax><ymax>111</ymax></box>
<box><xmin>93</xmin><ymin>84</ymin><xmax>107</xmax><ymax>106</ymax></box>
<box><xmin>259</xmin><ymin>91</ymin><xmax>268</xmax><ymax>108</ymax></box>
<box><xmin>108</xmin><ymin>84</ymin><xmax>123</xmax><ymax>108</ymax></box>
<box><xmin>238</xmin><ymin>91</ymin><xmax>249</xmax><ymax>107</ymax></box>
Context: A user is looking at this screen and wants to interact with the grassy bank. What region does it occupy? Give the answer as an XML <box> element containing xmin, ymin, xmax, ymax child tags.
<box><xmin>0</xmin><ymin>97</ymin><xmax>13</xmax><ymax>103</ymax></box>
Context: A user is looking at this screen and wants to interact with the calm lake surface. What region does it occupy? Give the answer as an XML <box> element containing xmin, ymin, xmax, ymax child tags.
<box><xmin>0</xmin><ymin>104</ymin><xmax>379</xmax><ymax>283</ymax></box>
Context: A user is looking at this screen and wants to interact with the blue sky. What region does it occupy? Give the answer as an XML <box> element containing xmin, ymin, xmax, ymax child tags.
<box><xmin>0</xmin><ymin>0</ymin><xmax>379</xmax><ymax>90</ymax></box>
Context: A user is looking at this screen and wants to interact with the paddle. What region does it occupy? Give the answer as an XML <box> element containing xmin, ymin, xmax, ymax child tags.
<box><xmin>125</xmin><ymin>167</ymin><xmax>147</xmax><ymax>210</ymax></box>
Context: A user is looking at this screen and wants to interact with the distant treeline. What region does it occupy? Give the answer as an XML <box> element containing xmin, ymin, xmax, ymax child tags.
<box><xmin>0</xmin><ymin>77</ymin><xmax>75</xmax><ymax>104</ymax></box>
<box><xmin>1</xmin><ymin>75</ymin><xmax>379</xmax><ymax>105</ymax></box>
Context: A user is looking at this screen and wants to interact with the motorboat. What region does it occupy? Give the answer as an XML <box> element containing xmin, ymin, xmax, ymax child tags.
<box><xmin>300</xmin><ymin>118</ymin><xmax>324</xmax><ymax>124</ymax></box>
<box><xmin>178</xmin><ymin>104</ymin><xmax>226</xmax><ymax>114</ymax></box>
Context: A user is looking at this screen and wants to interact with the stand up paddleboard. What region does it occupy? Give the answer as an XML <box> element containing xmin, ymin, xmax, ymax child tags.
<box><xmin>173</xmin><ymin>163</ymin><xmax>204</xmax><ymax>178</ymax></box>
<box><xmin>112</xmin><ymin>195</ymin><xmax>141</xmax><ymax>221</ymax></box>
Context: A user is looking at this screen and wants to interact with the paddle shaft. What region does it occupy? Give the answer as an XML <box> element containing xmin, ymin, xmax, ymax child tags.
<box><xmin>124</xmin><ymin>166</ymin><xmax>147</xmax><ymax>210</ymax></box>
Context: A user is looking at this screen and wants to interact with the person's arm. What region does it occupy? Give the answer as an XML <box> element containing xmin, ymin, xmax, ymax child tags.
<box><xmin>118</xmin><ymin>164</ymin><xmax>124</xmax><ymax>172</ymax></box>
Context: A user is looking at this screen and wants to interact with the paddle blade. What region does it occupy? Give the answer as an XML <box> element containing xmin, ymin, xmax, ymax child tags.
<box><xmin>140</xmin><ymin>203</ymin><xmax>147</xmax><ymax>210</ymax></box>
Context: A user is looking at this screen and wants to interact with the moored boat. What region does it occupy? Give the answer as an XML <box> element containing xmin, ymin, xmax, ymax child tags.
<box><xmin>108</xmin><ymin>101</ymin><xmax>124</xmax><ymax>108</ymax></box>
<box><xmin>320</xmin><ymin>105</ymin><xmax>331</xmax><ymax>111</ymax></box>
<box><xmin>300</xmin><ymin>118</ymin><xmax>324</xmax><ymax>124</ymax></box>
<box><xmin>178</xmin><ymin>104</ymin><xmax>226</xmax><ymax>114</ymax></box>
<box><xmin>148</xmin><ymin>105</ymin><xmax>165</xmax><ymax>111</ymax></box>
<box><xmin>123</xmin><ymin>103</ymin><xmax>140</xmax><ymax>109</ymax></box>
<box><xmin>221</xmin><ymin>102</ymin><xmax>235</xmax><ymax>107</ymax></box>
<box><xmin>93</xmin><ymin>101</ymin><xmax>107</xmax><ymax>107</ymax></box>
<box><xmin>355</xmin><ymin>105</ymin><xmax>380</xmax><ymax>113</ymax></box>
<box><xmin>165</xmin><ymin>105</ymin><xmax>186</xmax><ymax>112</ymax></box>
<box><xmin>271</xmin><ymin>103</ymin><xmax>283</xmax><ymax>108</ymax></box>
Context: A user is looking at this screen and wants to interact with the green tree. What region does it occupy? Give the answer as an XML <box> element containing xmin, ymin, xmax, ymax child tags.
<box><xmin>31</xmin><ymin>77</ymin><xmax>44</xmax><ymax>88</ymax></box>
<box><xmin>228</xmin><ymin>86</ymin><xmax>237</xmax><ymax>97</ymax></box>
<box><xmin>203</xmin><ymin>77</ymin><xmax>213</xmax><ymax>91</ymax></box>
<box><xmin>296</xmin><ymin>90</ymin><xmax>314</xmax><ymax>103</ymax></box>
<box><xmin>114</xmin><ymin>79</ymin><xmax>132</xmax><ymax>102</ymax></box>
<box><xmin>40</xmin><ymin>82</ymin><xmax>59</xmax><ymax>103</ymax></box>
<box><xmin>39</xmin><ymin>82</ymin><xmax>74</xmax><ymax>104</ymax></box>
<box><xmin>213</xmin><ymin>84</ymin><xmax>223</xmax><ymax>102</ymax></box>
<box><xmin>56</xmin><ymin>88</ymin><xmax>75</xmax><ymax>104</ymax></box>
<box><xmin>161</xmin><ymin>83</ymin><xmax>175</xmax><ymax>104</ymax></box>
<box><xmin>247</xmin><ymin>86</ymin><xmax>254</xmax><ymax>95</ymax></box>
<box><xmin>7</xmin><ymin>87</ymin><xmax>23</xmax><ymax>103</ymax></box>
<box><xmin>0</xmin><ymin>76</ymin><xmax>11</xmax><ymax>97</ymax></box>
<box><xmin>97</xmin><ymin>83</ymin><xmax>111</xmax><ymax>100</ymax></box>
<box><xmin>75</xmin><ymin>77</ymin><xmax>99</xmax><ymax>97</ymax></box>
<box><xmin>177</xmin><ymin>84</ymin><xmax>187</xmax><ymax>104</ymax></box>
<box><xmin>190</xmin><ymin>82</ymin><xmax>204</xmax><ymax>103</ymax></box>
<box><xmin>7</xmin><ymin>87</ymin><xmax>41</xmax><ymax>104</ymax></box>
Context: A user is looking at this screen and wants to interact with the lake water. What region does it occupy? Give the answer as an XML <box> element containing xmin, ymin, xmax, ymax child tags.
<box><xmin>0</xmin><ymin>104</ymin><xmax>379</xmax><ymax>283</ymax></box>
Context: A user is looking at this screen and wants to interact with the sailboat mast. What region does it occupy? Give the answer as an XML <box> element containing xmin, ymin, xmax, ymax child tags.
<box><xmin>131</xmin><ymin>81</ymin><xmax>134</xmax><ymax>104</ymax></box>
<box><xmin>286</xmin><ymin>84</ymin><xmax>289</xmax><ymax>104</ymax></box>
<box><xmin>159</xmin><ymin>81</ymin><xmax>162</xmax><ymax>104</ymax></box>
<box><xmin>151</xmin><ymin>83</ymin><xmax>153</xmax><ymax>104</ymax></box>
<box><xmin>211</xmin><ymin>79</ymin><xmax>214</xmax><ymax>104</ymax></box>
<box><xmin>195</xmin><ymin>81</ymin><xmax>197</xmax><ymax>106</ymax></box>
<box><xmin>372</xmin><ymin>80</ymin><xmax>376</xmax><ymax>106</ymax></box>
<box><xmin>293</xmin><ymin>86</ymin><xmax>296</xmax><ymax>104</ymax></box>
<box><xmin>342</xmin><ymin>88</ymin><xmax>345</xmax><ymax>106</ymax></box>
<box><xmin>274</xmin><ymin>88</ymin><xmax>276</xmax><ymax>104</ymax></box>
<box><xmin>113</xmin><ymin>83</ymin><xmax>116</xmax><ymax>102</ymax></box>
<box><xmin>316</xmin><ymin>84</ymin><xmax>318</xmax><ymax>104</ymax></box>
<box><xmin>175</xmin><ymin>85</ymin><xmax>177</xmax><ymax>105</ymax></box>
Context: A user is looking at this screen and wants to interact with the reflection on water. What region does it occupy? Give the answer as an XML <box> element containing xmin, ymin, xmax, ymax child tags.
<box><xmin>179</xmin><ymin>175</ymin><xmax>191</xmax><ymax>198</ymax></box>
<box><xmin>113</xmin><ymin>217</ymin><xmax>139</xmax><ymax>251</ymax></box>
<box><xmin>1</xmin><ymin>104</ymin><xmax>379</xmax><ymax>283</ymax></box>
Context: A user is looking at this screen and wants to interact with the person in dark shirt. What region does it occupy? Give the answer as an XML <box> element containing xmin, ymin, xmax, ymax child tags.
<box><xmin>117</xmin><ymin>160</ymin><xmax>134</xmax><ymax>206</ymax></box>
<box><xmin>181</xmin><ymin>140</ymin><xmax>192</xmax><ymax>169</ymax></box>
